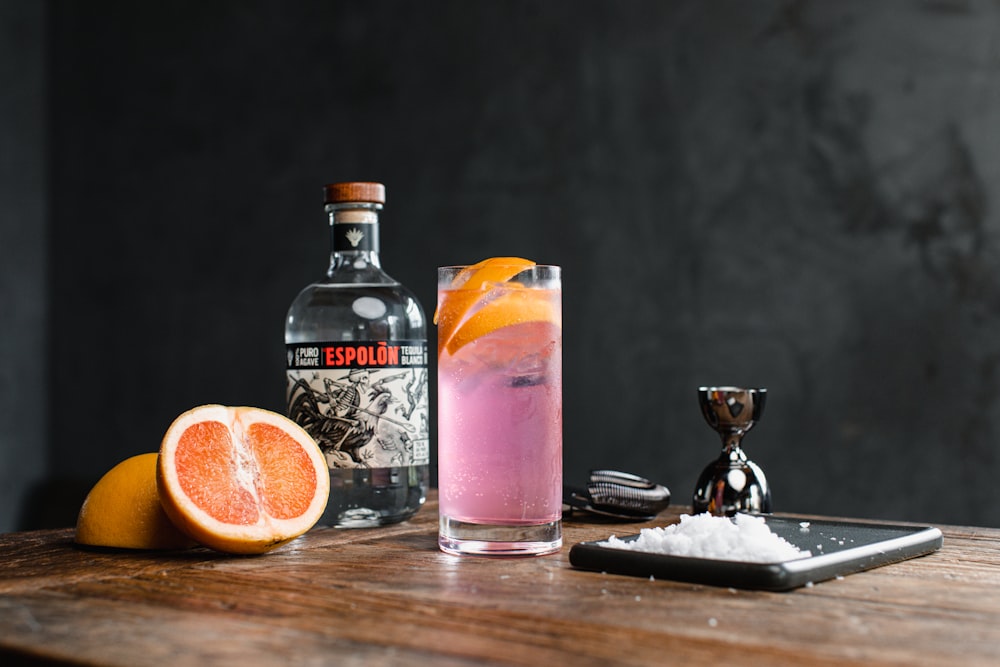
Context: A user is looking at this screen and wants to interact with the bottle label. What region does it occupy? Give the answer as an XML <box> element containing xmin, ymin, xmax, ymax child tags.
<box><xmin>332</xmin><ymin>219</ymin><xmax>377</xmax><ymax>253</ymax></box>
<box><xmin>286</xmin><ymin>341</ymin><xmax>429</xmax><ymax>469</ymax></box>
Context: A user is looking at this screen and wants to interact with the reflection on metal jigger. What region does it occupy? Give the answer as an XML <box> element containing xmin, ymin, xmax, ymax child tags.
<box><xmin>692</xmin><ymin>386</ymin><xmax>772</xmax><ymax>516</ymax></box>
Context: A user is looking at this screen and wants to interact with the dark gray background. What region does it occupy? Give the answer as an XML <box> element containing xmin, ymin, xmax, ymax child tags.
<box><xmin>3</xmin><ymin>1</ymin><xmax>999</xmax><ymax>532</ymax></box>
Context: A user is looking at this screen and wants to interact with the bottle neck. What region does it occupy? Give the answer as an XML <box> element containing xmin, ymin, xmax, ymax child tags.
<box><xmin>328</xmin><ymin>201</ymin><xmax>382</xmax><ymax>269</ymax></box>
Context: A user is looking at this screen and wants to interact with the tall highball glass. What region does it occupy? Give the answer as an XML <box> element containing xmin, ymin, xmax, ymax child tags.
<box><xmin>436</xmin><ymin>263</ymin><xmax>562</xmax><ymax>556</ymax></box>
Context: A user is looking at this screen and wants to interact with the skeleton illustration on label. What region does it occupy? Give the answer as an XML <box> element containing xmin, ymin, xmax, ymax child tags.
<box><xmin>286</xmin><ymin>341</ymin><xmax>429</xmax><ymax>470</ymax></box>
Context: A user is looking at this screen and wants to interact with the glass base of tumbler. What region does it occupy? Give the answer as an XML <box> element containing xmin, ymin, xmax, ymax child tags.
<box><xmin>438</xmin><ymin>515</ymin><xmax>562</xmax><ymax>556</ymax></box>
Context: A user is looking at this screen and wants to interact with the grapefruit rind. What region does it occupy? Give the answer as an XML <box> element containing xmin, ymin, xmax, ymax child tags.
<box><xmin>435</xmin><ymin>257</ymin><xmax>537</xmax><ymax>353</ymax></box>
<box><xmin>75</xmin><ymin>453</ymin><xmax>196</xmax><ymax>551</ymax></box>
<box><xmin>157</xmin><ymin>404</ymin><xmax>330</xmax><ymax>555</ymax></box>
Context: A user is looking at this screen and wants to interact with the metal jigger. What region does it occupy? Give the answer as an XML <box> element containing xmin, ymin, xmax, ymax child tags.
<box><xmin>692</xmin><ymin>386</ymin><xmax>772</xmax><ymax>516</ymax></box>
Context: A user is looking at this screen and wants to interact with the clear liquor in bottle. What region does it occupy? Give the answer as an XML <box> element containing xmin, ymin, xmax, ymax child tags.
<box><xmin>285</xmin><ymin>182</ymin><xmax>429</xmax><ymax>527</ymax></box>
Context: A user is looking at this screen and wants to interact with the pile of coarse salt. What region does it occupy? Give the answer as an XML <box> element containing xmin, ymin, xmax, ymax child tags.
<box><xmin>600</xmin><ymin>513</ymin><xmax>811</xmax><ymax>563</ymax></box>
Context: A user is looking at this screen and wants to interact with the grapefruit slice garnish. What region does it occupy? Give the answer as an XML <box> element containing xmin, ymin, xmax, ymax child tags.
<box><xmin>445</xmin><ymin>256</ymin><xmax>536</xmax><ymax>292</ymax></box>
<box><xmin>444</xmin><ymin>287</ymin><xmax>561</xmax><ymax>355</ymax></box>
<box><xmin>75</xmin><ymin>453</ymin><xmax>197</xmax><ymax>550</ymax></box>
<box><xmin>435</xmin><ymin>257</ymin><xmax>544</xmax><ymax>354</ymax></box>
<box><xmin>157</xmin><ymin>405</ymin><xmax>330</xmax><ymax>555</ymax></box>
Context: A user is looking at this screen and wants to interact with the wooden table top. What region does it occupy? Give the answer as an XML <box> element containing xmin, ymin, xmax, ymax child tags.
<box><xmin>1</xmin><ymin>493</ymin><xmax>998</xmax><ymax>666</ymax></box>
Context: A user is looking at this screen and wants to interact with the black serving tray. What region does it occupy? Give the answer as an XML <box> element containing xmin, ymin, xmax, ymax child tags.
<box><xmin>569</xmin><ymin>516</ymin><xmax>943</xmax><ymax>591</ymax></box>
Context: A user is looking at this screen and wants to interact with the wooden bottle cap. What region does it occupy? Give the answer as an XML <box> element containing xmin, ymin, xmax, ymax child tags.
<box><xmin>324</xmin><ymin>182</ymin><xmax>386</xmax><ymax>204</ymax></box>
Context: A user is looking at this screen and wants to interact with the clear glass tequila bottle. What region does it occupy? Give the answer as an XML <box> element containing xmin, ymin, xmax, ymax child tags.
<box><xmin>285</xmin><ymin>182</ymin><xmax>429</xmax><ymax>527</ymax></box>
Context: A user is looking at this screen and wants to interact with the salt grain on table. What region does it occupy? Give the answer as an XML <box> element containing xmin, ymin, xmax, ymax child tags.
<box><xmin>600</xmin><ymin>513</ymin><xmax>811</xmax><ymax>563</ymax></box>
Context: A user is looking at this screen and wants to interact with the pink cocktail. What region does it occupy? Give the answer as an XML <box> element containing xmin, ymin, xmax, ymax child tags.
<box><xmin>436</xmin><ymin>261</ymin><xmax>562</xmax><ymax>556</ymax></box>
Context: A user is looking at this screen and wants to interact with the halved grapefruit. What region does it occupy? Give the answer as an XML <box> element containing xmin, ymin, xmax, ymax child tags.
<box><xmin>75</xmin><ymin>452</ymin><xmax>196</xmax><ymax>550</ymax></box>
<box><xmin>157</xmin><ymin>405</ymin><xmax>330</xmax><ymax>555</ymax></box>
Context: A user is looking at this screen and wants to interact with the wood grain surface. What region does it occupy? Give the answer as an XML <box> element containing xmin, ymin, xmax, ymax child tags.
<box><xmin>0</xmin><ymin>495</ymin><xmax>998</xmax><ymax>666</ymax></box>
